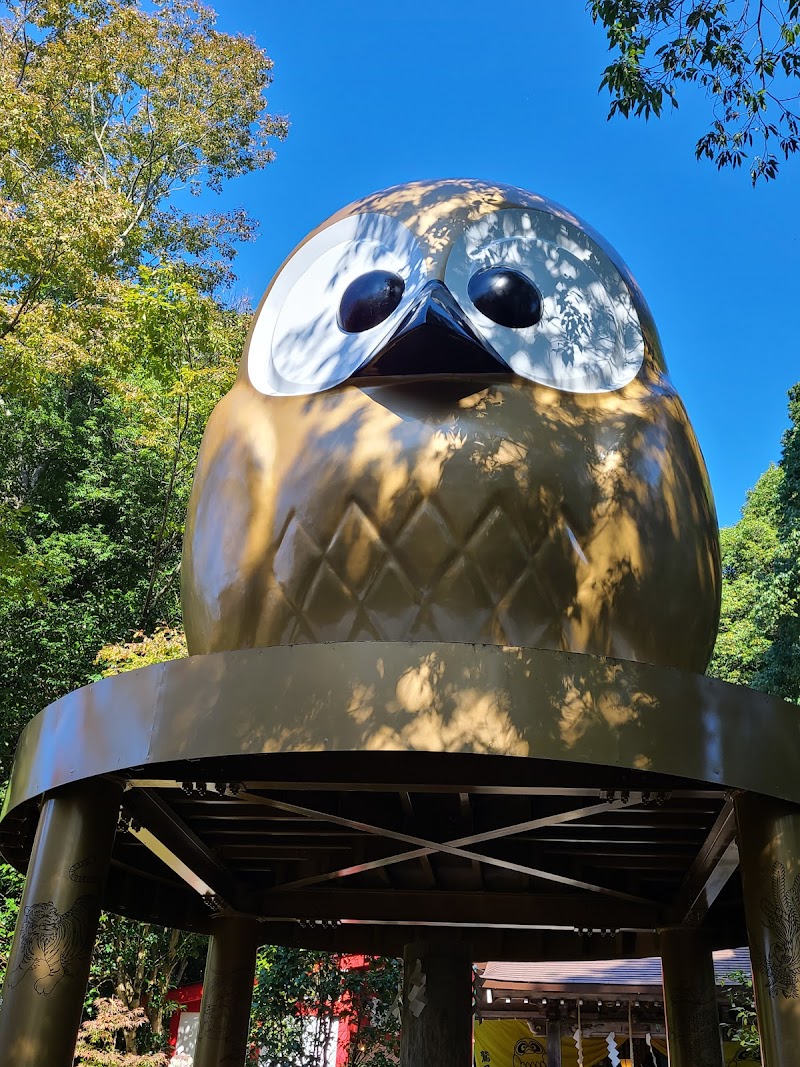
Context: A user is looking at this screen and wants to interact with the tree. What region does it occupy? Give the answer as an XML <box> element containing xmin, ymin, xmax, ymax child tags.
<box><xmin>748</xmin><ymin>384</ymin><xmax>800</xmax><ymax>700</ymax></box>
<box><xmin>74</xmin><ymin>997</ymin><xmax>169</xmax><ymax>1066</ymax></box>
<box><xmin>0</xmin><ymin>862</ymin><xmax>24</xmax><ymax>975</ymax></box>
<box><xmin>87</xmin><ymin>918</ymin><xmax>205</xmax><ymax>1054</ymax></box>
<box><xmin>0</xmin><ymin>0</ymin><xmax>282</xmax><ymax>768</ymax></box>
<box><xmin>0</xmin><ymin>0</ymin><xmax>286</xmax><ymax>394</ymax></box>
<box><xmin>249</xmin><ymin>948</ymin><xmax>401</xmax><ymax>1067</ymax></box>
<box><xmin>588</xmin><ymin>1</ymin><xmax>800</xmax><ymax>183</ymax></box>
<box><xmin>0</xmin><ymin>296</ymin><xmax>242</xmax><ymax>773</ymax></box>
<box><xmin>0</xmin><ymin>0</ymin><xmax>281</xmax><ymax>1040</ymax></box>
<box><xmin>710</xmin><ymin>383</ymin><xmax>800</xmax><ymax>703</ymax></box>
<box><xmin>708</xmin><ymin>463</ymin><xmax>785</xmax><ymax>685</ymax></box>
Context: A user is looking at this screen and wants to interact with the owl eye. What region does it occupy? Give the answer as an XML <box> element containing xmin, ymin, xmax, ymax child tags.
<box><xmin>445</xmin><ymin>207</ymin><xmax>644</xmax><ymax>394</ymax></box>
<box><xmin>338</xmin><ymin>270</ymin><xmax>405</xmax><ymax>332</ymax></box>
<box><xmin>247</xmin><ymin>213</ymin><xmax>426</xmax><ymax>396</ymax></box>
<box><xmin>467</xmin><ymin>266</ymin><xmax>542</xmax><ymax>328</ymax></box>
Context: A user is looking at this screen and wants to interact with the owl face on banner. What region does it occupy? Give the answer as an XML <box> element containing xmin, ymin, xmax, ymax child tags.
<box><xmin>511</xmin><ymin>1037</ymin><xmax>547</xmax><ymax>1067</ymax></box>
<box><xmin>183</xmin><ymin>179</ymin><xmax>720</xmax><ymax>671</ymax></box>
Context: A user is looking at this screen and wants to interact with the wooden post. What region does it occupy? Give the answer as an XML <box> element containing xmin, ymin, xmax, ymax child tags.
<box><xmin>0</xmin><ymin>778</ymin><xmax>122</xmax><ymax>1067</ymax></box>
<box><xmin>659</xmin><ymin>926</ymin><xmax>723</xmax><ymax>1067</ymax></box>
<box><xmin>400</xmin><ymin>940</ymin><xmax>473</xmax><ymax>1067</ymax></box>
<box><xmin>547</xmin><ymin>1018</ymin><xmax>562</xmax><ymax>1066</ymax></box>
<box><xmin>193</xmin><ymin>914</ymin><xmax>261</xmax><ymax>1067</ymax></box>
<box><xmin>735</xmin><ymin>791</ymin><xmax>800</xmax><ymax>1066</ymax></box>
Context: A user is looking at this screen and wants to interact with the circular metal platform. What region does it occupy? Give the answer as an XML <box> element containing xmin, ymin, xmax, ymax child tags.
<box><xmin>2</xmin><ymin>643</ymin><xmax>797</xmax><ymax>959</ymax></box>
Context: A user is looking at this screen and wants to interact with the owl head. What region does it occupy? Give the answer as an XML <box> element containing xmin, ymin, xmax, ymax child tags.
<box><xmin>511</xmin><ymin>1036</ymin><xmax>547</xmax><ymax>1067</ymax></box>
<box><xmin>247</xmin><ymin>179</ymin><xmax>658</xmax><ymax>396</ymax></box>
<box><xmin>183</xmin><ymin>179</ymin><xmax>720</xmax><ymax>671</ymax></box>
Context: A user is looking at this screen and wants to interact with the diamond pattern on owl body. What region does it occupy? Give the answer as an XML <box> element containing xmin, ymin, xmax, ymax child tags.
<box><xmin>267</xmin><ymin>492</ymin><xmax>562</xmax><ymax>647</ymax></box>
<box><xmin>183</xmin><ymin>180</ymin><xmax>720</xmax><ymax>673</ymax></box>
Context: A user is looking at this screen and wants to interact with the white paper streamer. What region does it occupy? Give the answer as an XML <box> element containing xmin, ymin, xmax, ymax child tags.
<box><xmin>628</xmin><ymin>1003</ymin><xmax>635</xmax><ymax>1067</ymax></box>
<box><xmin>407</xmin><ymin>959</ymin><xmax>427</xmax><ymax>1017</ymax></box>
<box><xmin>606</xmin><ymin>1031</ymin><xmax>621</xmax><ymax>1067</ymax></box>
<box><xmin>645</xmin><ymin>1033</ymin><xmax>659</xmax><ymax>1066</ymax></box>
<box><xmin>572</xmin><ymin>1001</ymin><xmax>584</xmax><ymax>1067</ymax></box>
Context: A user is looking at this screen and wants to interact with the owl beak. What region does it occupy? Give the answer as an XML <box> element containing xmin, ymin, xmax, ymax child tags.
<box><xmin>355</xmin><ymin>279</ymin><xmax>509</xmax><ymax>378</ymax></box>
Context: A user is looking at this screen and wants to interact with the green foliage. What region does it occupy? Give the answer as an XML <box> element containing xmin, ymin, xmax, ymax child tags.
<box><xmin>710</xmin><ymin>384</ymin><xmax>800</xmax><ymax>704</ymax></box>
<box><xmin>95</xmin><ymin>625</ymin><xmax>187</xmax><ymax>676</ymax></box>
<box><xmin>249</xmin><ymin>949</ymin><xmax>401</xmax><ymax>1067</ymax></box>
<box><xmin>588</xmin><ymin>1</ymin><xmax>800</xmax><ymax>183</ymax></box>
<box><xmin>0</xmin><ymin>300</ymin><xmax>240</xmax><ymax>772</ymax></box>
<box><xmin>0</xmin><ymin>0</ymin><xmax>268</xmax><ymax>770</ymax></box>
<box><xmin>0</xmin><ymin>0</ymin><xmax>285</xmax><ymax>394</ymax></box>
<box><xmin>0</xmin><ymin>860</ymin><xmax>24</xmax><ymax>972</ymax></box>
<box><xmin>755</xmin><ymin>384</ymin><xmax>800</xmax><ymax>700</ymax></box>
<box><xmin>0</xmin><ymin>0</ymin><xmax>281</xmax><ymax>1054</ymax></box>
<box><xmin>719</xmin><ymin>970</ymin><xmax>761</xmax><ymax>1059</ymax></box>
<box><xmin>75</xmin><ymin>996</ymin><xmax>169</xmax><ymax>1066</ymax></box>
<box><xmin>87</xmin><ymin>918</ymin><xmax>205</xmax><ymax>1051</ymax></box>
<box><xmin>709</xmin><ymin>464</ymin><xmax>785</xmax><ymax>685</ymax></box>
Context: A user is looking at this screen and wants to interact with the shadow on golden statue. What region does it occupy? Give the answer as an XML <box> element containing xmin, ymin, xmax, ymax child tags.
<box><xmin>183</xmin><ymin>178</ymin><xmax>721</xmax><ymax>672</ymax></box>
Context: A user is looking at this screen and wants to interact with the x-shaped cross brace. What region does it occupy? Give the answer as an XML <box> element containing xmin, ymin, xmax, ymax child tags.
<box><xmin>236</xmin><ymin>789</ymin><xmax>654</xmax><ymax>905</ymax></box>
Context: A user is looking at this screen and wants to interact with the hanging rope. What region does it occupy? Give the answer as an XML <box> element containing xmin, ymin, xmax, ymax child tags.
<box><xmin>573</xmin><ymin>1000</ymin><xmax>585</xmax><ymax>1067</ymax></box>
<box><xmin>628</xmin><ymin>1003</ymin><xmax>635</xmax><ymax>1067</ymax></box>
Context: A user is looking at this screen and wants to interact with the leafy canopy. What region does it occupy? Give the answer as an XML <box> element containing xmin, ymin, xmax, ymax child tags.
<box><xmin>0</xmin><ymin>0</ymin><xmax>285</xmax><ymax>1058</ymax></box>
<box><xmin>710</xmin><ymin>384</ymin><xmax>800</xmax><ymax>703</ymax></box>
<box><xmin>0</xmin><ymin>0</ymin><xmax>286</xmax><ymax>392</ymax></box>
<box><xmin>589</xmin><ymin>1</ymin><xmax>800</xmax><ymax>183</ymax></box>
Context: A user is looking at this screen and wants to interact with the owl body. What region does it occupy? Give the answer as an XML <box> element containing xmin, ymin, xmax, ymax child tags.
<box><xmin>183</xmin><ymin>180</ymin><xmax>720</xmax><ymax>673</ymax></box>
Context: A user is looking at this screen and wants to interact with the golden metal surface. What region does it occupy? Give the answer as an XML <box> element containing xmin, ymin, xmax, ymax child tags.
<box><xmin>3</xmin><ymin>643</ymin><xmax>800</xmax><ymax>823</ymax></box>
<box><xmin>0</xmin><ymin>779</ymin><xmax>122</xmax><ymax>1067</ymax></box>
<box><xmin>193</xmin><ymin>915</ymin><xmax>260</xmax><ymax>1067</ymax></box>
<box><xmin>183</xmin><ymin>179</ymin><xmax>720</xmax><ymax>673</ymax></box>
<box><xmin>735</xmin><ymin>792</ymin><xmax>800</xmax><ymax>1065</ymax></box>
<box><xmin>659</xmin><ymin>927</ymin><xmax>724</xmax><ymax>1067</ymax></box>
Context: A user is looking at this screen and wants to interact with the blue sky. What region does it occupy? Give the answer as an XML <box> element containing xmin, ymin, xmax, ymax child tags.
<box><xmin>210</xmin><ymin>1</ymin><xmax>798</xmax><ymax>528</ymax></box>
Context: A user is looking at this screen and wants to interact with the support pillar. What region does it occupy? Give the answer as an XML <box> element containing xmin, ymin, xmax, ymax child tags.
<box><xmin>193</xmin><ymin>914</ymin><xmax>261</xmax><ymax>1067</ymax></box>
<box><xmin>547</xmin><ymin>1018</ymin><xmax>562</xmax><ymax>1066</ymax></box>
<box><xmin>399</xmin><ymin>940</ymin><xmax>473</xmax><ymax>1067</ymax></box>
<box><xmin>0</xmin><ymin>778</ymin><xmax>122</xmax><ymax>1067</ymax></box>
<box><xmin>659</xmin><ymin>926</ymin><xmax>723</xmax><ymax>1067</ymax></box>
<box><xmin>735</xmin><ymin>791</ymin><xmax>800</xmax><ymax>1066</ymax></box>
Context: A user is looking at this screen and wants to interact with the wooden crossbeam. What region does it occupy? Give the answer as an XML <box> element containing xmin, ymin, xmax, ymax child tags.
<box><xmin>122</xmin><ymin>789</ymin><xmax>239</xmax><ymax>909</ymax></box>
<box><xmin>670</xmin><ymin>799</ymin><xmax>739</xmax><ymax>924</ymax></box>
<box><xmin>252</xmin><ymin>887</ymin><xmax>661</xmax><ymax>929</ymax></box>
<box><xmin>236</xmin><ymin>790</ymin><xmax>655</xmax><ymax>904</ymax></box>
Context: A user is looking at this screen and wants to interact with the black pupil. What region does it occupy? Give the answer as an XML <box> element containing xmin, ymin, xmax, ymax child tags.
<box><xmin>339</xmin><ymin>270</ymin><xmax>405</xmax><ymax>333</ymax></box>
<box><xmin>467</xmin><ymin>266</ymin><xmax>542</xmax><ymax>328</ymax></box>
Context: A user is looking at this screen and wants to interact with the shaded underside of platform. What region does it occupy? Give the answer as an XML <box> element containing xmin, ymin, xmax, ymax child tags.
<box><xmin>2</xmin><ymin>642</ymin><xmax>796</xmax><ymax>957</ymax></box>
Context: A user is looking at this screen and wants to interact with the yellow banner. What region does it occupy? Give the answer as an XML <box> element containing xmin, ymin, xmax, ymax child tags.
<box><xmin>474</xmin><ymin>1019</ymin><xmax>748</xmax><ymax>1066</ymax></box>
<box><xmin>474</xmin><ymin>1019</ymin><xmax>610</xmax><ymax>1067</ymax></box>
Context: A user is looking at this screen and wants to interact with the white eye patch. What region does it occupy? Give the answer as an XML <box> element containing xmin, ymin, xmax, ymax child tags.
<box><xmin>248</xmin><ymin>213</ymin><xmax>427</xmax><ymax>396</ymax></box>
<box><xmin>444</xmin><ymin>208</ymin><xmax>644</xmax><ymax>393</ymax></box>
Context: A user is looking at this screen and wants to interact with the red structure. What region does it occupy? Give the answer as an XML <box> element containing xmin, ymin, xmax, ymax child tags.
<box><xmin>166</xmin><ymin>955</ymin><xmax>371</xmax><ymax>1066</ymax></box>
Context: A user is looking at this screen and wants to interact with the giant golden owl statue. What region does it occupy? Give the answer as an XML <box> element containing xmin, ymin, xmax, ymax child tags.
<box><xmin>183</xmin><ymin>179</ymin><xmax>720</xmax><ymax>672</ymax></box>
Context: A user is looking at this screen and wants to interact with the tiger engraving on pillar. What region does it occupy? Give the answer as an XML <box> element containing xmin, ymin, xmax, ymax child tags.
<box><xmin>198</xmin><ymin>965</ymin><xmax>253</xmax><ymax>1065</ymax></box>
<box><xmin>756</xmin><ymin>861</ymin><xmax>800</xmax><ymax>998</ymax></box>
<box><xmin>68</xmin><ymin>856</ymin><xmax>101</xmax><ymax>884</ymax></box>
<box><xmin>7</xmin><ymin>895</ymin><xmax>94</xmax><ymax>995</ymax></box>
